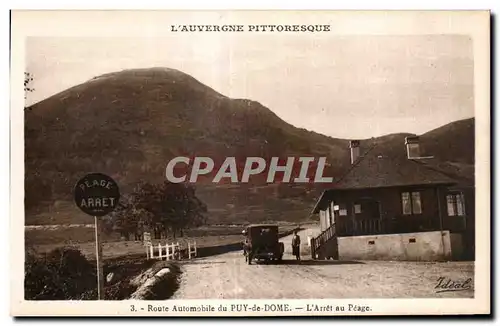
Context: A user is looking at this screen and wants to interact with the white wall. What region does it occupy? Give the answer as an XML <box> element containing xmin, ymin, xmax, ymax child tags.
<box><xmin>319</xmin><ymin>210</ymin><xmax>326</xmax><ymax>232</ymax></box>
<box><xmin>336</xmin><ymin>231</ymin><xmax>462</xmax><ymax>261</ymax></box>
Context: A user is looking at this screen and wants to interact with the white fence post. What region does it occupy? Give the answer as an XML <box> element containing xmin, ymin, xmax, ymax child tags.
<box><xmin>145</xmin><ymin>241</ymin><xmax>199</xmax><ymax>260</ymax></box>
<box><xmin>158</xmin><ymin>243</ymin><xmax>162</xmax><ymax>260</ymax></box>
<box><xmin>143</xmin><ymin>232</ymin><xmax>152</xmax><ymax>259</ymax></box>
<box><xmin>186</xmin><ymin>241</ymin><xmax>197</xmax><ymax>259</ymax></box>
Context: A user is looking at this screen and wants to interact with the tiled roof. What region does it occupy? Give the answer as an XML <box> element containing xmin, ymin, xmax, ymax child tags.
<box><xmin>311</xmin><ymin>142</ymin><xmax>472</xmax><ymax>214</ymax></box>
<box><xmin>331</xmin><ymin>145</ymin><xmax>458</xmax><ymax>190</ymax></box>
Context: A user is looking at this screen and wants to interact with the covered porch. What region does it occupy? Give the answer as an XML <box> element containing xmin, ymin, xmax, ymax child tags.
<box><xmin>316</xmin><ymin>184</ymin><xmax>468</xmax><ymax>237</ymax></box>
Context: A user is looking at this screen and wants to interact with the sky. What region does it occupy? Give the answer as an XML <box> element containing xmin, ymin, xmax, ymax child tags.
<box><xmin>26</xmin><ymin>34</ymin><xmax>474</xmax><ymax>139</ymax></box>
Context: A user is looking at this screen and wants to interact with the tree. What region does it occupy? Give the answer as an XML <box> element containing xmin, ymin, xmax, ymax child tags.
<box><xmin>134</xmin><ymin>181</ymin><xmax>207</xmax><ymax>239</ymax></box>
<box><xmin>168</xmin><ymin>185</ymin><xmax>207</xmax><ymax>237</ymax></box>
<box><xmin>110</xmin><ymin>194</ymin><xmax>153</xmax><ymax>241</ymax></box>
<box><xmin>111</xmin><ymin>181</ymin><xmax>207</xmax><ymax>240</ymax></box>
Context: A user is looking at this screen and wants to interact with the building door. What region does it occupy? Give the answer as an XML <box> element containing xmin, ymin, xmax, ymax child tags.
<box><xmin>353</xmin><ymin>199</ymin><xmax>382</xmax><ymax>235</ymax></box>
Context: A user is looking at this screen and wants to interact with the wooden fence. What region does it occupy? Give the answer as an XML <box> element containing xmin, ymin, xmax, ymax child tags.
<box><xmin>146</xmin><ymin>241</ymin><xmax>197</xmax><ymax>261</ymax></box>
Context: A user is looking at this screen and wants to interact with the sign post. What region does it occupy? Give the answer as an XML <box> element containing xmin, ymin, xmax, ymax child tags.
<box><xmin>74</xmin><ymin>173</ymin><xmax>120</xmax><ymax>300</ymax></box>
<box><xmin>94</xmin><ymin>216</ymin><xmax>104</xmax><ymax>299</ymax></box>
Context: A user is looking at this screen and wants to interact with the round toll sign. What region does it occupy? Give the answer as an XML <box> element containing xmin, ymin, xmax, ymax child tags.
<box><xmin>74</xmin><ymin>173</ymin><xmax>120</xmax><ymax>217</ymax></box>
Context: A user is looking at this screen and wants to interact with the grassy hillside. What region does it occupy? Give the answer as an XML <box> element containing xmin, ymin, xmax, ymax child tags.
<box><xmin>25</xmin><ymin>68</ymin><xmax>349</xmax><ymax>225</ymax></box>
<box><xmin>24</xmin><ymin>68</ymin><xmax>474</xmax><ymax>225</ymax></box>
<box><xmin>420</xmin><ymin>117</ymin><xmax>475</xmax><ymax>164</ymax></box>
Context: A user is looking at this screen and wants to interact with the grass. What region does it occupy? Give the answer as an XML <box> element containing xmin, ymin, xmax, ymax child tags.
<box><xmin>25</xmin><ymin>223</ymin><xmax>289</xmax><ymax>246</ymax></box>
<box><xmin>26</xmin><ymin>223</ymin><xmax>304</xmax><ymax>261</ymax></box>
<box><xmin>30</xmin><ymin>235</ymin><xmax>243</xmax><ymax>260</ymax></box>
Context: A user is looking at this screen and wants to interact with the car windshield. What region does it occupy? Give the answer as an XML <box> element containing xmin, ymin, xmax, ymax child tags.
<box><xmin>248</xmin><ymin>226</ymin><xmax>278</xmax><ymax>241</ymax></box>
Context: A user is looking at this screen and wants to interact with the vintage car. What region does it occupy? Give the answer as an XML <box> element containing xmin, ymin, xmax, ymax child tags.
<box><xmin>242</xmin><ymin>224</ymin><xmax>284</xmax><ymax>264</ymax></box>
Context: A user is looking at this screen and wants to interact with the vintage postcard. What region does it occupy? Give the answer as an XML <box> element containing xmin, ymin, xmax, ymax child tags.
<box><xmin>10</xmin><ymin>10</ymin><xmax>490</xmax><ymax>316</ymax></box>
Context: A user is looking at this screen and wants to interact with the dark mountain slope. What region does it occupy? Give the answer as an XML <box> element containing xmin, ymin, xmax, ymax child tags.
<box><xmin>24</xmin><ymin>68</ymin><xmax>474</xmax><ymax>225</ymax></box>
<box><xmin>420</xmin><ymin>117</ymin><xmax>475</xmax><ymax>164</ymax></box>
<box><xmin>25</xmin><ymin>68</ymin><xmax>348</xmax><ymax>224</ymax></box>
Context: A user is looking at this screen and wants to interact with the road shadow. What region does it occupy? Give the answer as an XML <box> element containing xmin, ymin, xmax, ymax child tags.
<box><xmin>180</xmin><ymin>260</ymin><xmax>227</xmax><ymax>266</ymax></box>
<box><xmin>196</xmin><ymin>242</ymin><xmax>243</xmax><ymax>258</ymax></box>
<box><xmin>253</xmin><ymin>259</ymin><xmax>365</xmax><ymax>266</ymax></box>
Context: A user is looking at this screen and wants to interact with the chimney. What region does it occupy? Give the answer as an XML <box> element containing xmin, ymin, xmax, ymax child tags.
<box><xmin>349</xmin><ymin>140</ymin><xmax>360</xmax><ymax>164</ymax></box>
<box><xmin>405</xmin><ymin>136</ymin><xmax>420</xmax><ymax>159</ymax></box>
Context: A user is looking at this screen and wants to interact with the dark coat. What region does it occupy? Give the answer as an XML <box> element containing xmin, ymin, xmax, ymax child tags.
<box><xmin>292</xmin><ymin>235</ymin><xmax>301</xmax><ymax>256</ymax></box>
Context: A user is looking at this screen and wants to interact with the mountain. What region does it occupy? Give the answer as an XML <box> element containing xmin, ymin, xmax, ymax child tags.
<box><xmin>24</xmin><ymin>68</ymin><xmax>475</xmax><ymax>225</ymax></box>
<box><xmin>419</xmin><ymin>117</ymin><xmax>475</xmax><ymax>164</ymax></box>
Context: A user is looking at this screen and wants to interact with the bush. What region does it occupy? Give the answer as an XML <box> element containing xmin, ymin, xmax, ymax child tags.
<box><xmin>79</xmin><ymin>280</ymin><xmax>136</xmax><ymax>300</ymax></box>
<box><xmin>24</xmin><ymin>247</ymin><xmax>176</xmax><ymax>300</ymax></box>
<box><xmin>25</xmin><ymin>247</ymin><xmax>96</xmax><ymax>300</ymax></box>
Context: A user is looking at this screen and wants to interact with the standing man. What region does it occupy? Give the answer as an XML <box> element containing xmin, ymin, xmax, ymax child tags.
<box><xmin>242</xmin><ymin>229</ymin><xmax>253</xmax><ymax>265</ymax></box>
<box><xmin>292</xmin><ymin>230</ymin><xmax>301</xmax><ymax>261</ymax></box>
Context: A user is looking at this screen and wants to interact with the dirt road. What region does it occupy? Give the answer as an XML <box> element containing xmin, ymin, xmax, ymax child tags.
<box><xmin>173</xmin><ymin>231</ymin><xmax>474</xmax><ymax>299</ymax></box>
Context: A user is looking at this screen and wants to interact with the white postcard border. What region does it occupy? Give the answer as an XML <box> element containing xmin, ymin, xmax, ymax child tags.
<box><xmin>10</xmin><ymin>10</ymin><xmax>491</xmax><ymax>316</ymax></box>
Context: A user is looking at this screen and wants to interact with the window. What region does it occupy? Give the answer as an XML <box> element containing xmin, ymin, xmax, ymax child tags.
<box><xmin>354</xmin><ymin>204</ymin><xmax>362</xmax><ymax>214</ymax></box>
<box><xmin>339</xmin><ymin>204</ymin><xmax>348</xmax><ymax>216</ymax></box>
<box><xmin>402</xmin><ymin>192</ymin><xmax>411</xmax><ymax>214</ymax></box>
<box><xmin>447</xmin><ymin>193</ymin><xmax>465</xmax><ymax>216</ymax></box>
<box><xmin>401</xmin><ymin>191</ymin><xmax>422</xmax><ymax>215</ymax></box>
<box><xmin>406</xmin><ymin>143</ymin><xmax>420</xmax><ymax>159</ymax></box>
<box><xmin>411</xmin><ymin>192</ymin><xmax>422</xmax><ymax>214</ymax></box>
